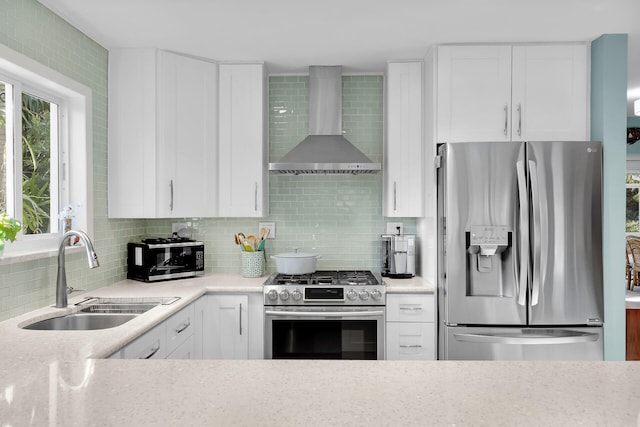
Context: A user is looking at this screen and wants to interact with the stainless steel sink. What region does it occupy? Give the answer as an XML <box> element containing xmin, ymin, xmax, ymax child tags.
<box><xmin>23</xmin><ymin>312</ymin><xmax>138</xmax><ymax>330</ymax></box>
<box><xmin>21</xmin><ymin>296</ymin><xmax>180</xmax><ymax>331</ymax></box>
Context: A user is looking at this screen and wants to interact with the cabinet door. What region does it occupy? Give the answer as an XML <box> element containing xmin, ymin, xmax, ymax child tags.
<box><xmin>384</xmin><ymin>61</ymin><xmax>424</xmax><ymax>217</ymax></box>
<box><xmin>511</xmin><ymin>44</ymin><xmax>588</xmax><ymax>141</ymax></box>
<box><xmin>437</xmin><ymin>45</ymin><xmax>512</xmax><ymax>142</ymax></box>
<box><xmin>218</xmin><ymin>63</ymin><xmax>268</xmax><ymax>217</ymax></box>
<box><xmin>108</xmin><ymin>48</ymin><xmax>158</xmax><ymax>218</ymax></box>
<box><xmin>122</xmin><ymin>323</ymin><xmax>167</xmax><ymax>359</ymax></box>
<box><xmin>209</xmin><ymin>294</ymin><xmax>249</xmax><ymax>359</ymax></box>
<box><xmin>156</xmin><ymin>51</ymin><xmax>219</xmax><ymax>217</ymax></box>
<box><xmin>386</xmin><ymin>322</ymin><xmax>435</xmax><ymax>360</ymax></box>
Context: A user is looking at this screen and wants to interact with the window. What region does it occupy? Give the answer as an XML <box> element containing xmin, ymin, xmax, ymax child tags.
<box><xmin>627</xmin><ymin>173</ymin><xmax>640</xmax><ymax>233</ymax></box>
<box><xmin>1</xmin><ymin>80</ymin><xmax>61</xmax><ymax>235</ymax></box>
<box><xmin>0</xmin><ymin>44</ymin><xmax>92</xmax><ymax>260</ymax></box>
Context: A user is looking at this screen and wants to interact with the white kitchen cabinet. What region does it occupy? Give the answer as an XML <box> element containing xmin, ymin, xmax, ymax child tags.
<box><xmin>122</xmin><ymin>322</ymin><xmax>167</xmax><ymax>359</ymax></box>
<box><xmin>165</xmin><ymin>303</ymin><xmax>195</xmax><ymax>357</ymax></box>
<box><xmin>386</xmin><ymin>294</ymin><xmax>435</xmax><ymax>360</ymax></box>
<box><xmin>108</xmin><ymin>48</ymin><xmax>218</xmax><ymax>218</ymax></box>
<box><xmin>218</xmin><ymin>63</ymin><xmax>268</xmax><ymax>217</ymax></box>
<box><xmin>384</xmin><ymin>61</ymin><xmax>424</xmax><ymax>217</ymax></box>
<box><xmin>208</xmin><ymin>294</ymin><xmax>249</xmax><ymax>359</ymax></box>
<box><xmin>166</xmin><ymin>334</ymin><xmax>196</xmax><ymax>360</ymax></box>
<box><xmin>436</xmin><ymin>44</ymin><xmax>588</xmax><ymax>143</ymax></box>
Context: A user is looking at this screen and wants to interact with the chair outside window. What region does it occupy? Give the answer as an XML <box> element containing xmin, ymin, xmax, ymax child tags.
<box><xmin>626</xmin><ymin>236</ymin><xmax>640</xmax><ymax>290</ymax></box>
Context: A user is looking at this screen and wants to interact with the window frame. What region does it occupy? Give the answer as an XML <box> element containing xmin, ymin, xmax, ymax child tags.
<box><xmin>0</xmin><ymin>44</ymin><xmax>93</xmax><ymax>262</ymax></box>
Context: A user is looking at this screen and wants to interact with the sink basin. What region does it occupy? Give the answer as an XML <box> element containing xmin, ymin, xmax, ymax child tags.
<box><xmin>23</xmin><ymin>313</ymin><xmax>138</xmax><ymax>330</ymax></box>
<box><xmin>21</xmin><ymin>296</ymin><xmax>180</xmax><ymax>331</ymax></box>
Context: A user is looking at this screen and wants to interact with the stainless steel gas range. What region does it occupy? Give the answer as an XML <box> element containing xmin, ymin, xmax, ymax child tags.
<box><xmin>263</xmin><ymin>270</ymin><xmax>386</xmax><ymax>360</ymax></box>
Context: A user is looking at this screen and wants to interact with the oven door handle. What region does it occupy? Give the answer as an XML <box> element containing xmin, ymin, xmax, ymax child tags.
<box><xmin>264</xmin><ymin>310</ymin><xmax>385</xmax><ymax>318</ymax></box>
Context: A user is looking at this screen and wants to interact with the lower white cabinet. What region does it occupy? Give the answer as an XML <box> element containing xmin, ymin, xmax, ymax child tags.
<box><xmin>110</xmin><ymin>293</ymin><xmax>264</xmax><ymax>360</ymax></box>
<box><xmin>205</xmin><ymin>293</ymin><xmax>264</xmax><ymax>359</ymax></box>
<box><xmin>121</xmin><ymin>299</ymin><xmax>200</xmax><ymax>360</ymax></box>
<box><xmin>122</xmin><ymin>322</ymin><xmax>167</xmax><ymax>360</ymax></box>
<box><xmin>386</xmin><ymin>293</ymin><xmax>435</xmax><ymax>360</ymax></box>
<box><xmin>208</xmin><ymin>294</ymin><xmax>248</xmax><ymax>359</ymax></box>
<box><xmin>165</xmin><ymin>304</ymin><xmax>195</xmax><ymax>360</ymax></box>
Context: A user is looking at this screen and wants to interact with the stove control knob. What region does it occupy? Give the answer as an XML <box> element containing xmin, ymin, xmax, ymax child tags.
<box><xmin>291</xmin><ymin>289</ymin><xmax>302</xmax><ymax>301</ymax></box>
<box><xmin>267</xmin><ymin>289</ymin><xmax>279</xmax><ymax>301</ymax></box>
<box><xmin>371</xmin><ymin>289</ymin><xmax>383</xmax><ymax>301</ymax></box>
<box><xmin>359</xmin><ymin>290</ymin><xmax>370</xmax><ymax>301</ymax></box>
<box><xmin>279</xmin><ymin>289</ymin><xmax>290</xmax><ymax>301</ymax></box>
<box><xmin>346</xmin><ymin>289</ymin><xmax>358</xmax><ymax>301</ymax></box>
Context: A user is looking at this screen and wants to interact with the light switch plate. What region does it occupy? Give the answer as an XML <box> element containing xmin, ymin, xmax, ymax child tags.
<box><xmin>259</xmin><ymin>222</ymin><xmax>276</xmax><ymax>239</ymax></box>
<box><xmin>386</xmin><ymin>222</ymin><xmax>403</xmax><ymax>235</ymax></box>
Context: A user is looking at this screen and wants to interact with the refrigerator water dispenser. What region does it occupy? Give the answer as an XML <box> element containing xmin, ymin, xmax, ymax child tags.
<box><xmin>466</xmin><ymin>226</ymin><xmax>511</xmax><ymax>296</ymax></box>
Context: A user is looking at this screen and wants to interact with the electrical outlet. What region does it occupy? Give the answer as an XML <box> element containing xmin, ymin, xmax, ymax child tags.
<box><xmin>259</xmin><ymin>222</ymin><xmax>276</xmax><ymax>239</ymax></box>
<box><xmin>386</xmin><ymin>222</ymin><xmax>403</xmax><ymax>235</ymax></box>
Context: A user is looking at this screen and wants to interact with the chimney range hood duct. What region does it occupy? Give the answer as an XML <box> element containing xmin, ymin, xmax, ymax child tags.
<box><xmin>269</xmin><ymin>66</ymin><xmax>381</xmax><ymax>175</ymax></box>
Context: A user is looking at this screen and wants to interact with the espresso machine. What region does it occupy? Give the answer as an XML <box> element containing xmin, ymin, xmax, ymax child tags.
<box><xmin>381</xmin><ymin>233</ymin><xmax>415</xmax><ymax>278</ymax></box>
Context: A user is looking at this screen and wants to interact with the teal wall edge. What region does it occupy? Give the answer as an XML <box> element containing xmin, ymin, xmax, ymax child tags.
<box><xmin>591</xmin><ymin>34</ymin><xmax>628</xmax><ymax>360</ymax></box>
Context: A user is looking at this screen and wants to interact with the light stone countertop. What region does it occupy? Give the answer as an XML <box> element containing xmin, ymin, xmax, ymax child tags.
<box><xmin>3</xmin><ymin>273</ymin><xmax>640</xmax><ymax>426</ymax></box>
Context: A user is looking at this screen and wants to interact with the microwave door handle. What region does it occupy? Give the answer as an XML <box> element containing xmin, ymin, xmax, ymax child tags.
<box><xmin>528</xmin><ymin>160</ymin><xmax>541</xmax><ymax>306</ymax></box>
<box><xmin>515</xmin><ymin>160</ymin><xmax>528</xmax><ymax>306</ymax></box>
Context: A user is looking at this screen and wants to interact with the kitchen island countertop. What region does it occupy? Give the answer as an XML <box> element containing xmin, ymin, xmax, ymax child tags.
<box><xmin>3</xmin><ymin>274</ymin><xmax>638</xmax><ymax>426</ymax></box>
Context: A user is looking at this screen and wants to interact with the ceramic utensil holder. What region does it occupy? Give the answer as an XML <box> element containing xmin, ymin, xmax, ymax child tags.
<box><xmin>241</xmin><ymin>251</ymin><xmax>265</xmax><ymax>278</ymax></box>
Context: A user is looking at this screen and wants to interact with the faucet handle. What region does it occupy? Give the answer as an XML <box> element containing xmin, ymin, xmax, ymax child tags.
<box><xmin>67</xmin><ymin>286</ymin><xmax>85</xmax><ymax>294</ymax></box>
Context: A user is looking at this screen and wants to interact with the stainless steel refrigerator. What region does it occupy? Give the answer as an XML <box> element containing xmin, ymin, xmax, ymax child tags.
<box><xmin>437</xmin><ymin>141</ymin><xmax>604</xmax><ymax>360</ymax></box>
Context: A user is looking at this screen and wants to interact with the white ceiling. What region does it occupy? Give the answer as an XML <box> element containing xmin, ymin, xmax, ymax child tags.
<box><xmin>40</xmin><ymin>0</ymin><xmax>640</xmax><ymax>115</ymax></box>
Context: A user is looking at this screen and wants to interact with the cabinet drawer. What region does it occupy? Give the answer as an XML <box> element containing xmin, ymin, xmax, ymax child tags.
<box><xmin>386</xmin><ymin>294</ymin><xmax>434</xmax><ymax>322</ymax></box>
<box><xmin>166</xmin><ymin>304</ymin><xmax>195</xmax><ymax>355</ymax></box>
<box><xmin>122</xmin><ymin>322</ymin><xmax>166</xmax><ymax>359</ymax></box>
<box><xmin>386</xmin><ymin>322</ymin><xmax>435</xmax><ymax>360</ymax></box>
<box><xmin>167</xmin><ymin>334</ymin><xmax>196</xmax><ymax>360</ymax></box>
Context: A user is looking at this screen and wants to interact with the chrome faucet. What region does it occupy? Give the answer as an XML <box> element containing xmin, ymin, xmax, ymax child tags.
<box><xmin>56</xmin><ymin>230</ymin><xmax>100</xmax><ymax>308</ymax></box>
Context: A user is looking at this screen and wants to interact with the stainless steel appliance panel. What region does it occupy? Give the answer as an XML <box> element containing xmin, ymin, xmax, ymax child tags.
<box><xmin>526</xmin><ymin>141</ymin><xmax>604</xmax><ymax>325</ymax></box>
<box><xmin>444</xmin><ymin>326</ymin><xmax>603</xmax><ymax>360</ymax></box>
<box><xmin>441</xmin><ymin>142</ymin><xmax>527</xmax><ymax>325</ymax></box>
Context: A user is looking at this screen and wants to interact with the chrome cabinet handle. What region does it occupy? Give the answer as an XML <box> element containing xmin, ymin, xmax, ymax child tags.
<box><xmin>239</xmin><ymin>303</ymin><xmax>243</xmax><ymax>335</ymax></box>
<box><xmin>254</xmin><ymin>183</ymin><xmax>258</xmax><ymax>212</ymax></box>
<box><xmin>169</xmin><ymin>180</ymin><xmax>174</xmax><ymax>212</ymax></box>
<box><xmin>393</xmin><ymin>181</ymin><xmax>397</xmax><ymax>211</ymax></box>
<box><xmin>175</xmin><ymin>319</ymin><xmax>191</xmax><ymax>334</ymax></box>
<box><xmin>142</xmin><ymin>343</ymin><xmax>160</xmax><ymax>359</ymax></box>
<box><xmin>399</xmin><ymin>344</ymin><xmax>423</xmax><ymax>349</ymax></box>
<box><xmin>399</xmin><ymin>306</ymin><xmax>423</xmax><ymax>312</ymax></box>
<box><xmin>517</xmin><ymin>104</ymin><xmax>522</xmax><ymax>136</ymax></box>
<box><xmin>503</xmin><ymin>105</ymin><xmax>508</xmax><ymax>136</ymax></box>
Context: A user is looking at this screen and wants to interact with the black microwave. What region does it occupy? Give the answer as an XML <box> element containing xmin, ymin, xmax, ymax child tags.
<box><xmin>127</xmin><ymin>238</ymin><xmax>205</xmax><ymax>282</ymax></box>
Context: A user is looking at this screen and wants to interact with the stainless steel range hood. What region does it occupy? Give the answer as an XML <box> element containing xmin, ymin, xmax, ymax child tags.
<box><xmin>269</xmin><ymin>66</ymin><xmax>381</xmax><ymax>175</ymax></box>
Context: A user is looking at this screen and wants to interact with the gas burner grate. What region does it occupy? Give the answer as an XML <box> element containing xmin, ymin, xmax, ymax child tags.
<box><xmin>275</xmin><ymin>274</ymin><xmax>311</xmax><ymax>286</ymax></box>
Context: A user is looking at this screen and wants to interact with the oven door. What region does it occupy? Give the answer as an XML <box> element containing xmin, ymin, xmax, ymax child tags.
<box><xmin>264</xmin><ymin>306</ymin><xmax>385</xmax><ymax>360</ymax></box>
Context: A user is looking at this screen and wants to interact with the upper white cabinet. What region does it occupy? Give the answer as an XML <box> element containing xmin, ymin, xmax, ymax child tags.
<box><xmin>384</xmin><ymin>61</ymin><xmax>424</xmax><ymax>217</ymax></box>
<box><xmin>108</xmin><ymin>48</ymin><xmax>218</xmax><ymax>218</ymax></box>
<box><xmin>436</xmin><ymin>44</ymin><xmax>588</xmax><ymax>143</ymax></box>
<box><xmin>218</xmin><ymin>63</ymin><xmax>268</xmax><ymax>217</ymax></box>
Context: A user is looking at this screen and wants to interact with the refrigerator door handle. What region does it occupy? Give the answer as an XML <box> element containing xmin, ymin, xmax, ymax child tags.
<box><xmin>528</xmin><ymin>160</ymin><xmax>541</xmax><ymax>306</ymax></box>
<box><xmin>453</xmin><ymin>331</ymin><xmax>600</xmax><ymax>345</ymax></box>
<box><xmin>516</xmin><ymin>160</ymin><xmax>528</xmax><ymax>306</ymax></box>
